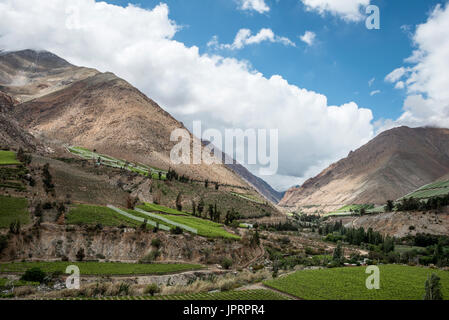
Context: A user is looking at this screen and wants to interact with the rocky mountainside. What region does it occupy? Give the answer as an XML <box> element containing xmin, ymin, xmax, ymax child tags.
<box><xmin>280</xmin><ymin>126</ymin><xmax>449</xmax><ymax>211</ymax></box>
<box><xmin>0</xmin><ymin>91</ymin><xmax>39</xmax><ymax>150</ymax></box>
<box><xmin>0</xmin><ymin>50</ymin><xmax>281</xmax><ymax>202</ymax></box>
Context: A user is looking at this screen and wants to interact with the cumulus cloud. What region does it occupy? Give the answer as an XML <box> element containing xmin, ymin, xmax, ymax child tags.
<box><xmin>382</xmin><ymin>3</ymin><xmax>449</xmax><ymax>129</ymax></box>
<box><xmin>370</xmin><ymin>90</ymin><xmax>380</xmax><ymax>96</ymax></box>
<box><xmin>237</xmin><ymin>0</ymin><xmax>270</xmax><ymax>14</ymax></box>
<box><xmin>0</xmin><ymin>0</ymin><xmax>374</xmax><ymax>191</ymax></box>
<box><xmin>301</xmin><ymin>0</ymin><xmax>371</xmax><ymax>22</ymax></box>
<box><xmin>299</xmin><ymin>31</ymin><xmax>316</xmax><ymax>46</ymax></box>
<box><xmin>368</xmin><ymin>77</ymin><xmax>375</xmax><ymax>87</ymax></box>
<box><xmin>208</xmin><ymin>28</ymin><xmax>295</xmax><ymax>50</ymax></box>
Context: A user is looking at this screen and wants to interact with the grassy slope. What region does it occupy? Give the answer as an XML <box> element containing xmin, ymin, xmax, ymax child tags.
<box><xmin>0</xmin><ymin>195</ymin><xmax>29</xmax><ymax>228</ymax></box>
<box><xmin>400</xmin><ymin>180</ymin><xmax>449</xmax><ymax>200</ymax></box>
<box><xmin>264</xmin><ymin>265</ymin><xmax>449</xmax><ymax>300</ymax></box>
<box><xmin>137</xmin><ymin>203</ymin><xmax>190</xmax><ymax>216</ymax></box>
<box><xmin>66</xmin><ymin>204</ymin><xmax>141</xmax><ymax>228</ymax></box>
<box><xmin>0</xmin><ymin>151</ymin><xmax>21</xmax><ymax>165</ymax></box>
<box><xmin>136</xmin><ymin>205</ymin><xmax>240</xmax><ymax>240</ymax></box>
<box><xmin>0</xmin><ymin>261</ymin><xmax>203</xmax><ymax>276</ymax></box>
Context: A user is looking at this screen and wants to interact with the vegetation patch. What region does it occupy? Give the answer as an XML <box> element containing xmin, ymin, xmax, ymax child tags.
<box><xmin>66</xmin><ymin>204</ymin><xmax>140</xmax><ymax>228</ymax></box>
<box><xmin>0</xmin><ymin>262</ymin><xmax>203</xmax><ymax>276</ymax></box>
<box><xmin>399</xmin><ymin>180</ymin><xmax>449</xmax><ymax>200</ymax></box>
<box><xmin>137</xmin><ymin>207</ymin><xmax>240</xmax><ymax>240</ymax></box>
<box><xmin>0</xmin><ymin>151</ymin><xmax>21</xmax><ymax>165</ymax></box>
<box><xmin>325</xmin><ymin>204</ymin><xmax>374</xmax><ymax>217</ymax></box>
<box><xmin>137</xmin><ymin>203</ymin><xmax>190</xmax><ymax>216</ymax></box>
<box><xmin>264</xmin><ymin>265</ymin><xmax>449</xmax><ymax>300</ymax></box>
<box><xmin>0</xmin><ymin>195</ymin><xmax>30</xmax><ymax>228</ymax></box>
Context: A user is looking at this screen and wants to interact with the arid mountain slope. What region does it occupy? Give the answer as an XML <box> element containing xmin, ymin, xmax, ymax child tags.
<box><xmin>280</xmin><ymin>126</ymin><xmax>449</xmax><ymax>211</ymax></box>
<box><xmin>0</xmin><ymin>91</ymin><xmax>39</xmax><ymax>150</ymax></box>
<box><xmin>0</xmin><ymin>50</ymin><xmax>281</xmax><ymax>200</ymax></box>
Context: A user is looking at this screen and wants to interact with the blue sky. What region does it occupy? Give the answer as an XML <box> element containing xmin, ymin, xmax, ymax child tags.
<box><xmin>105</xmin><ymin>0</ymin><xmax>441</xmax><ymax>122</ymax></box>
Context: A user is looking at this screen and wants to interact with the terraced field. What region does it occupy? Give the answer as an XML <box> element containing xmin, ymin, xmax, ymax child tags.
<box><xmin>0</xmin><ymin>262</ymin><xmax>203</xmax><ymax>276</ymax></box>
<box><xmin>0</xmin><ymin>151</ymin><xmax>21</xmax><ymax>165</ymax></box>
<box><xmin>137</xmin><ymin>205</ymin><xmax>240</xmax><ymax>240</ymax></box>
<box><xmin>399</xmin><ymin>180</ymin><xmax>449</xmax><ymax>200</ymax></box>
<box><xmin>67</xmin><ymin>146</ymin><xmax>167</xmax><ymax>180</ymax></box>
<box><xmin>60</xmin><ymin>290</ymin><xmax>290</xmax><ymax>300</ymax></box>
<box><xmin>66</xmin><ymin>204</ymin><xmax>142</xmax><ymax>228</ymax></box>
<box><xmin>264</xmin><ymin>265</ymin><xmax>449</xmax><ymax>300</ymax></box>
<box><xmin>0</xmin><ymin>195</ymin><xmax>29</xmax><ymax>228</ymax></box>
<box><xmin>137</xmin><ymin>203</ymin><xmax>191</xmax><ymax>216</ymax></box>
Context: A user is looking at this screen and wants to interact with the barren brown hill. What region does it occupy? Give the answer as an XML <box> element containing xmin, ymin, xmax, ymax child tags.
<box><xmin>0</xmin><ymin>91</ymin><xmax>39</xmax><ymax>150</ymax></box>
<box><xmin>280</xmin><ymin>126</ymin><xmax>449</xmax><ymax>212</ymax></box>
<box><xmin>0</xmin><ymin>50</ymin><xmax>280</xmax><ymax>195</ymax></box>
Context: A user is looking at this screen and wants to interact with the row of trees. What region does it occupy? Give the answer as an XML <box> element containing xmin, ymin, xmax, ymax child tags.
<box><xmin>385</xmin><ymin>193</ymin><xmax>449</xmax><ymax>212</ymax></box>
<box><xmin>320</xmin><ymin>221</ymin><xmax>394</xmax><ymax>251</ymax></box>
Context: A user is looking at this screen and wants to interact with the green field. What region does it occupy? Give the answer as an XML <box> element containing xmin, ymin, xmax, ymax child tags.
<box><xmin>0</xmin><ymin>262</ymin><xmax>203</xmax><ymax>276</ymax></box>
<box><xmin>0</xmin><ymin>151</ymin><xmax>21</xmax><ymax>165</ymax></box>
<box><xmin>264</xmin><ymin>265</ymin><xmax>449</xmax><ymax>300</ymax></box>
<box><xmin>137</xmin><ymin>203</ymin><xmax>190</xmax><ymax>216</ymax></box>
<box><xmin>66</xmin><ymin>204</ymin><xmax>141</xmax><ymax>228</ymax></box>
<box><xmin>137</xmin><ymin>206</ymin><xmax>240</xmax><ymax>240</ymax></box>
<box><xmin>67</xmin><ymin>146</ymin><xmax>167</xmax><ymax>180</ymax></box>
<box><xmin>400</xmin><ymin>180</ymin><xmax>449</xmax><ymax>200</ymax></box>
<box><xmin>0</xmin><ymin>195</ymin><xmax>30</xmax><ymax>228</ymax></box>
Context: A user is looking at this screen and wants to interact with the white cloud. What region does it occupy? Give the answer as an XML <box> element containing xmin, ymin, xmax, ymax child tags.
<box><xmin>299</xmin><ymin>31</ymin><xmax>316</xmax><ymax>46</ymax></box>
<box><xmin>368</xmin><ymin>77</ymin><xmax>375</xmax><ymax>87</ymax></box>
<box><xmin>237</xmin><ymin>0</ymin><xmax>270</xmax><ymax>14</ymax></box>
<box><xmin>0</xmin><ymin>0</ymin><xmax>374</xmax><ymax>191</ymax></box>
<box><xmin>209</xmin><ymin>28</ymin><xmax>295</xmax><ymax>50</ymax></box>
<box><xmin>382</xmin><ymin>3</ymin><xmax>449</xmax><ymax>130</ymax></box>
<box><xmin>301</xmin><ymin>0</ymin><xmax>371</xmax><ymax>22</ymax></box>
<box><xmin>385</xmin><ymin>67</ymin><xmax>409</xmax><ymax>83</ymax></box>
<box><xmin>370</xmin><ymin>90</ymin><xmax>380</xmax><ymax>96</ymax></box>
<box><xmin>394</xmin><ymin>81</ymin><xmax>405</xmax><ymax>90</ymax></box>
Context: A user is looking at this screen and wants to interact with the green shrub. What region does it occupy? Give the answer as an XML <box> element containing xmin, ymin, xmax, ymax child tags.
<box><xmin>144</xmin><ymin>283</ymin><xmax>160</xmax><ymax>296</ymax></box>
<box><xmin>20</xmin><ymin>268</ymin><xmax>46</xmax><ymax>283</ymax></box>
<box><xmin>221</xmin><ymin>257</ymin><xmax>233</xmax><ymax>270</ymax></box>
<box><xmin>139</xmin><ymin>250</ymin><xmax>160</xmax><ymax>264</ymax></box>
<box><xmin>151</xmin><ymin>238</ymin><xmax>162</xmax><ymax>249</ymax></box>
<box><xmin>170</xmin><ymin>226</ymin><xmax>183</xmax><ymax>235</ymax></box>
